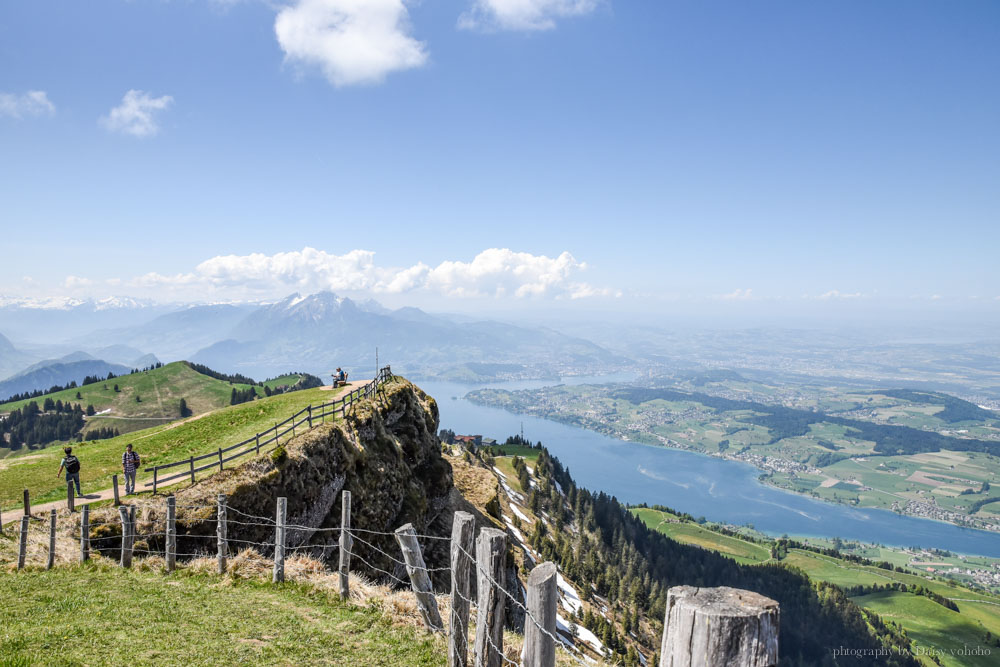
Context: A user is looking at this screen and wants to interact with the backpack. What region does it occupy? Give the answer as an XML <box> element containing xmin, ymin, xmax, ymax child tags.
<box><xmin>65</xmin><ymin>455</ymin><xmax>80</xmax><ymax>474</ymax></box>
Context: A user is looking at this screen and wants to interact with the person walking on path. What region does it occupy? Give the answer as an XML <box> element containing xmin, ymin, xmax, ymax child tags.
<box><xmin>122</xmin><ymin>443</ymin><xmax>140</xmax><ymax>495</ymax></box>
<box><xmin>56</xmin><ymin>446</ymin><xmax>82</xmax><ymax>496</ymax></box>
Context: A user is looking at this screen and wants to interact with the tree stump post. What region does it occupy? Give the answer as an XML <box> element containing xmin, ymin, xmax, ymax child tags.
<box><xmin>118</xmin><ymin>506</ymin><xmax>133</xmax><ymax>568</ymax></box>
<box><xmin>47</xmin><ymin>508</ymin><xmax>57</xmax><ymax>569</ymax></box>
<box><xmin>217</xmin><ymin>494</ymin><xmax>228</xmax><ymax>574</ymax></box>
<box><xmin>395</xmin><ymin>523</ymin><xmax>444</xmax><ymax>632</ymax></box>
<box><xmin>523</xmin><ymin>562</ymin><xmax>558</xmax><ymax>667</ymax></box>
<box><xmin>660</xmin><ymin>586</ymin><xmax>779</xmax><ymax>667</ymax></box>
<box><xmin>165</xmin><ymin>496</ymin><xmax>176</xmax><ymax>572</ymax></box>
<box><xmin>273</xmin><ymin>497</ymin><xmax>286</xmax><ymax>583</ymax></box>
<box><xmin>449</xmin><ymin>511</ymin><xmax>475</xmax><ymax>667</ymax></box>
<box><xmin>474</xmin><ymin>528</ymin><xmax>506</xmax><ymax>667</ymax></box>
<box><xmin>80</xmin><ymin>505</ymin><xmax>90</xmax><ymax>563</ymax></box>
<box><xmin>17</xmin><ymin>516</ymin><xmax>29</xmax><ymax>569</ymax></box>
<box><xmin>338</xmin><ymin>491</ymin><xmax>352</xmax><ymax>600</ymax></box>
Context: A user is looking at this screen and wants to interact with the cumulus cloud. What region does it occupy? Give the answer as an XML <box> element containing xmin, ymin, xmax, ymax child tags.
<box><xmin>101</xmin><ymin>90</ymin><xmax>173</xmax><ymax>137</ymax></box>
<box><xmin>275</xmin><ymin>0</ymin><xmax>428</xmax><ymax>87</ymax></box>
<box><xmin>0</xmin><ymin>90</ymin><xmax>56</xmax><ymax>119</ymax></box>
<box><xmin>128</xmin><ymin>247</ymin><xmax>613</xmax><ymax>301</ymax></box>
<box><xmin>459</xmin><ymin>0</ymin><xmax>599</xmax><ymax>31</ymax></box>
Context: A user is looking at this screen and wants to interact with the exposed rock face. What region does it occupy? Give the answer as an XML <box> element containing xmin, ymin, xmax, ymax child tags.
<box><xmin>173</xmin><ymin>377</ymin><xmax>455</xmax><ymax>581</ymax></box>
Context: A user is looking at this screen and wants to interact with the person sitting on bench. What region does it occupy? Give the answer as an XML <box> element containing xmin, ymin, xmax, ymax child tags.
<box><xmin>334</xmin><ymin>368</ymin><xmax>348</xmax><ymax>387</ymax></box>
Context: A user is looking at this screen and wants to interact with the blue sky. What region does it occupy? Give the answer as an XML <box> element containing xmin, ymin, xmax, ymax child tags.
<box><xmin>1</xmin><ymin>1</ymin><xmax>998</xmax><ymax>320</ymax></box>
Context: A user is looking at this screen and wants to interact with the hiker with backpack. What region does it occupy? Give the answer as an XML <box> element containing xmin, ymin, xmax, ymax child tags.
<box><xmin>122</xmin><ymin>443</ymin><xmax>140</xmax><ymax>495</ymax></box>
<box><xmin>56</xmin><ymin>446</ymin><xmax>82</xmax><ymax>496</ymax></box>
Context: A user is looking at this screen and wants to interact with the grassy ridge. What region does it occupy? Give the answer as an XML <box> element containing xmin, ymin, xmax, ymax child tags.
<box><xmin>0</xmin><ymin>384</ymin><xmax>345</xmax><ymax>510</ymax></box>
<box><xmin>0</xmin><ymin>563</ymin><xmax>442</xmax><ymax>666</ymax></box>
<box><xmin>631</xmin><ymin>508</ymin><xmax>771</xmax><ymax>564</ymax></box>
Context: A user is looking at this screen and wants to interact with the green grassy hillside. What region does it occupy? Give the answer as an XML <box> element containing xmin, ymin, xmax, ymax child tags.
<box><xmin>0</xmin><ymin>361</ymin><xmax>314</xmax><ymax>447</ymax></box>
<box><xmin>0</xmin><ymin>383</ymin><xmax>347</xmax><ymax>510</ymax></box>
<box><xmin>0</xmin><ymin>563</ymin><xmax>442</xmax><ymax>666</ymax></box>
<box><xmin>632</xmin><ymin>508</ymin><xmax>771</xmax><ymax>564</ymax></box>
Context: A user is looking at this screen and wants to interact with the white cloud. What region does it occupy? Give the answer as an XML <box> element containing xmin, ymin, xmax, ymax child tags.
<box><xmin>0</xmin><ymin>90</ymin><xmax>55</xmax><ymax>119</ymax></box>
<box><xmin>459</xmin><ymin>0</ymin><xmax>599</xmax><ymax>32</ymax></box>
<box><xmin>101</xmin><ymin>90</ymin><xmax>173</xmax><ymax>137</ymax></box>
<box><xmin>275</xmin><ymin>0</ymin><xmax>428</xmax><ymax>87</ymax></box>
<box><xmin>63</xmin><ymin>276</ymin><xmax>94</xmax><ymax>289</ymax></box>
<box><xmin>718</xmin><ymin>288</ymin><xmax>754</xmax><ymax>301</ymax></box>
<box><xmin>127</xmin><ymin>247</ymin><xmax>612</xmax><ymax>301</ymax></box>
<box><xmin>817</xmin><ymin>290</ymin><xmax>864</xmax><ymax>300</ymax></box>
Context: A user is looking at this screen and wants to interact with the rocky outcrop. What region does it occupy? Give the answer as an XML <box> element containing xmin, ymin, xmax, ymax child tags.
<box><xmin>172</xmin><ymin>377</ymin><xmax>455</xmax><ymax>581</ymax></box>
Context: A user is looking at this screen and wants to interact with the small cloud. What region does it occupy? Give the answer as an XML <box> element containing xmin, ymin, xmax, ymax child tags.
<box><xmin>459</xmin><ymin>0</ymin><xmax>599</xmax><ymax>32</ymax></box>
<box><xmin>719</xmin><ymin>288</ymin><xmax>754</xmax><ymax>301</ymax></box>
<box><xmin>63</xmin><ymin>276</ymin><xmax>93</xmax><ymax>289</ymax></box>
<box><xmin>817</xmin><ymin>290</ymin><xmax>864</xmax><ymax>300</ymax></box>
<box><xmin>275</xmin><ymin>0</ymin><xmax>428</xmax><ymax>87</ymax></box>
<box><xmin>101</xmin><ymin>90</ymin><xmax>173</xmax><ymax>137</ymax></box>
<box><xmin>930</xmin><ymin>294</ymin><xmax>943</xmax><ymax>301</ymax></box>
<box><xmin>0</xmin><ymin>90</ymin><xmax>56</xmax><ymax>119</ymax></box>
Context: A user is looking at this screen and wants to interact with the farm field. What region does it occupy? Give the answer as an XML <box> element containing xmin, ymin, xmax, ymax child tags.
<box><xmin>0</xmin><ymin>563</ymin><xmax>443</xmax><ymax>666</ymax></box>
<box><xmin>0</xmin><ymin>383</ymin><xmax>348</xmax><ymax>511</ymax></box>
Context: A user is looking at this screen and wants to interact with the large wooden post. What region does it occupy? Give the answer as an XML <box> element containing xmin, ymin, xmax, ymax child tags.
<box><xmin>47</xmin><ymin>509</ymin><xmax>57</xmax><ymax>569</ymax></box>
<box><xmin>118</xmin><ymin>506</ymin><xmax>133</xmax><ymax>568</ymax></box>
<box><xmin>217</xmin><ymin>494</ymin><xmax>228</xmax><ymax>574</ymax></box>
<box><xmin>474</xmin><ymin>528</ymin><xmax>506</xmax><ymax>667</ymax></box>
<box><xmin>80</xmin><ymin>505</ymin><xmax>90</xmax><ymax>563</ymax></box>
<box><xmin>273</xmin><ymin>497</ymin><xmax>287</xmax><ymax>583</ymax></box>
<box><xmin>395</xmin><ymin>523</ymin><xmax>444</xmax><ymax>632</ymax></box>
<box><xmin>165</xmin><ymin>496</ymin><xmax>176</xmax><ymax>572</ymax></box>
<box><xmin>449</xmin><ymin>511</ymin><xmax>475</xmax><ymax>667</ymax></box>
<box><xmin>338</xmin><ymin>491</ymin><xmax>352</xmax><ymax>600</ymax></box>
<box><xmin>523</xmin><ymin>562</ymin><xmax>558</xmax><ymax>667</ymax></box>
<box><xmin>17</xmin><ymin>516</ymin><xmax>29</xmax><ymax>569</ymax></box>
<box><xmin>660</xmin><ymin>586</ymin><xmax>779</xmax><ymax>667</ymax></box>
<box><xmin>66</xmin><ymin>480</ymin><xmax>75</xmax><ymax>513</ymax></box>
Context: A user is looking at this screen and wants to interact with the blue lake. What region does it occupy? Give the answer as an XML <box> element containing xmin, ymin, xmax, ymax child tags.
<box><xmin>416</xmin><ymin>376</ymin><xmax>1000</xmax><ymax>558</ymax></box>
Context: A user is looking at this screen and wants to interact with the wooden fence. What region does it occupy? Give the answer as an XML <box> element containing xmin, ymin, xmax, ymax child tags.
<box><xmin>141</xmin><ymin>366</ymin><xmax>393</xmax><ymax>493</ymax></box>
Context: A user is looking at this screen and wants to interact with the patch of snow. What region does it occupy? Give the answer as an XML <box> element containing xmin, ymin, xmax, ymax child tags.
<box><xmin>557</xmin><ymin>613</ymin><xmax>605</xmax><ymax>654</ymax></box>
<box><xmin>492</xmin><ymin>466</ymin><xmax>507</xmax><ymax>478</ymax></box>
<box><xmin>557</xmin><ymin>573</ymin><xmax>583</xmax><ymax>615</ymax></box>
<box><xmin>509</xmin><ymin>503</ymin><xmax>531</xmax><ymax>524</ymax></box>
<box><xmin>553</xmin><ymin>479</ymin><xmax>563</xmax><ymax>495</ymax></box>
<box><xmin>525</xmin><ymin>465</ymin><xmax>534</xmax><ymax>475</ymax></box>
<box><xmin>95</xmin><ymin>409</ymin><xmax>112</xmax><ymax>416</ymax></box>
<box><xmin>502</xmin><ymin>516</ymin><xmax>525</xmax><ymax>542</ymax></box>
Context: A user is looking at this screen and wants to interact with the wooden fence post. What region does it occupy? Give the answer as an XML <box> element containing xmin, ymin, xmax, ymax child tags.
<box><xmin>449</xmin><ymin>511</ymin><xmax>475</xmax><ymax>667</ymax></box>
<box><xmin>217</xmin><ymin>494</ymin><xmax>228</xmax><ymax>574</ymax></box>
<box><xmin>112</xmin><ymin>475</ymin><xmax>120</xmax><ymax>505</ymax></box>
<box><xmin>255</xmin><ymin>433</ymin><xmax>260</xmax><ymax>454</ymax></box>
<box><xmin>153</xmin><ymin>467</ymin><xmax>158</xmax><ymax>495</ymax></box>
<box><xmin>523</xmin><ymin>562</ymin><xmax>558</xmax><ymax>667</ymax></box>
<box><xmin>17</xmin><ymin>516</ymin><xmax>28</xmax><ymax>569</ymax></box>
<box><xmin>23</xmin><ymin>489</ymin><xmax>30</xmax><ymax>517</ymax></box>
<box><xmin>118</xmin><ymin>506</ymin><xmax>133</xmax><ymax>568</ymax></box>
<box><xmin>217</xmin><ymin>447</ymin><xmax>224</xmax><ymax>472</ymax></box>
<box><xmin>165</xmin><ymin>496</ymin><xmax>176</xmax><ymax>573</ymax></box>
<box><xmin>307</xmin><ymin>405</ymin><xmax>313</xmax><ymax>428</ymax></box>
<box><xmin>66</xmin><ymin>480</ymin><xmax>75</xmax><ymax>513</ymax></box>
<box><xmin>188</xmin><ymin>457</ymin><xmax>195</xmax><ymax>484</ymax></box>
<box><xmin>273</xmin><ymin>497</ymin><xmax>286</xmax><ymax>583</ymax></box>
<box><xmin>474</xmin><ymin>528</ymin><xmax>506</xmax><ymax>667</ymax></box>
<box><xmin>80</xmin><ymin>505</ymin><xmax>90</xmax><ymax>563</ymax></box>
<box><xmin>47</xmin><ymin>508</ymin><xmax>57</xmax><ymax>570</ymax></box>
<box><xmin>660</xmin><ymin>586</ymin><xmax>779</xmax><ymax>667</ymax></box>
<box><xmin>395</xmin><ymin>523</ymin><xmax>444</xmax><ymax>632</ymax></box>
<box><xmin>338</xmin><ymin>490</ymin><xmax>352</xmax><ymax>600</ymax></box>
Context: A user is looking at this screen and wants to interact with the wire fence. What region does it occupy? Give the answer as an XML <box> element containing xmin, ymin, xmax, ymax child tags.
<box><xmin>142</xmin><ymin>366</ymin><xmax>394</xmax><ymax>492</ymax></box>
<box><xmin>8</xmin><ymin>492</ymin><xmax>592</xmax><ymax>667</ymax></box>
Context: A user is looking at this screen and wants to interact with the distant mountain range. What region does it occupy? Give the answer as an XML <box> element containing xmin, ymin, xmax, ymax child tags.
<box><xmin>0</xmin><ymin>291</ymin><xmax>628</xmax><ymax>388</ymax></box>
<box><xmin>0</xmin><ymin>349</ymin><xmax>162</xmax><ymax>401</ymax></box>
